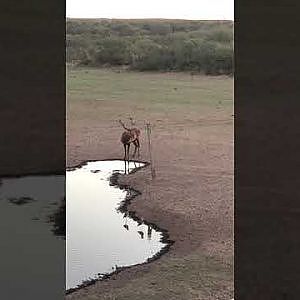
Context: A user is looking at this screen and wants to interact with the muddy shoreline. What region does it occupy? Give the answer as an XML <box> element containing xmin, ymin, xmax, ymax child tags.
<box><xmin>66</xmin><ymin>159</ymin><xmax>174</xmax><ymax>295</ymax></box>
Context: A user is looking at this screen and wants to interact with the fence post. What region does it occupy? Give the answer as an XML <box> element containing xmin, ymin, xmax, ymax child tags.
<box><xmin>146</xmin><ymin>122</ymin><xmax>156</xmax><ymax>179</ymax></box>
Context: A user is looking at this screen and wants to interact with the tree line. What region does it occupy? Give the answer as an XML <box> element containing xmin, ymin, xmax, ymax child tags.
<box><xmin>67</xmin><ymin>19</ymin><xmax>233</xmax><ymax>75</ymax></box>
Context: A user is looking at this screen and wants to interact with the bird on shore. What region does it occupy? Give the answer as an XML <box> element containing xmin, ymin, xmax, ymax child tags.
<box><xmin>137</xmin><ymin>231</ymin><xmax>144</xmax><ymax>239</ymax></box>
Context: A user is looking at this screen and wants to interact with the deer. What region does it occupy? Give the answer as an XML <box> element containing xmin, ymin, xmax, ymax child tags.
<box><xmin>119</xmin><ymin>119</ymin><xmax>141</xmax><ymax>162</ymax></box>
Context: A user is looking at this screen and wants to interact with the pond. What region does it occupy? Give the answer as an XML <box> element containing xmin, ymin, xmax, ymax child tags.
<box><xmin>0</xmin><ymin>175</ymin><xmax>65</xmax><ymax>300</ymax></box>
<box><xmin>66</xmin><ymin>160</ymin><xmax>169</xmax><ymax>291</ymax></box>
<box><xmin>0</xmin><ymin>160</ymin><xmax>170</xmax><ymax>294</ymax></box>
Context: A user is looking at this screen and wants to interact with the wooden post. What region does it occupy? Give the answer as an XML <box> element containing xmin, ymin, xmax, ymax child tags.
<box><xmin>146</xmin><ymin>123</ymin><xmax>156</xmax><ymax>179</ymax></box>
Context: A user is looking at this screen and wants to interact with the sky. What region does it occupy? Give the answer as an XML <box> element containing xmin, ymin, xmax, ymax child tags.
<box><xmin>66</xmin><ymin>0</ymin><xmax>234</xmax><ymax>20</ymax></box>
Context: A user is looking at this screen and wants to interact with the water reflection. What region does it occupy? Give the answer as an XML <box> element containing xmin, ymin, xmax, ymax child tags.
<box><xmin>147</xmin><ymin>225</ymin><xmax>153</xmax><ymax>240</ymax></box>
<box><xmin>66</xmin><ymin>160</ymin><xmax>167</xmax><ymax>291</ymax></box>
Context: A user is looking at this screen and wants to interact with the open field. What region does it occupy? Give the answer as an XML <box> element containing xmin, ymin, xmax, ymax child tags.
<box><xmin>66</xmin><ymin>67</ymin><xmax>233</xmax><ymax>300</ymax></box>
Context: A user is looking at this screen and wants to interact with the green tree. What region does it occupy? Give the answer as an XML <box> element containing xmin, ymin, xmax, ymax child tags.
<box><xmin>95</xmin><ymin>37</ymin><xmax>130</xmax><ymax>65</ymax></box>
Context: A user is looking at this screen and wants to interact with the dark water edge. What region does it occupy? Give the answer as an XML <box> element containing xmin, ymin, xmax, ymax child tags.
<box><xmin>66</xmin><ymin>159</ymin><xmax>174</xmax><ymax>295</ymax></box>
<box><xmin>48</xmin><ymin>197</ymin><xmax>66</xmax><ymax>239</ymax></box>
<box><xmin>8</xmin><ymin>196</ymin><xmax>36</xmax><ymax>205</ymax></box>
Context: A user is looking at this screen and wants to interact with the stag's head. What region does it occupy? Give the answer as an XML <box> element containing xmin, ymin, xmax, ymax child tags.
<box><xmin>129</xmin><ymin>117</ymin><xmax>136</xmax><ymax>126</ymax></box>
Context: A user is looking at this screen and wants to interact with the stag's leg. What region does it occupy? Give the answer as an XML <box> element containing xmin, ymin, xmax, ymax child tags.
<box><xmin>123</xmin><ymin>144</ymin><xmax>127</xmax><ymax>161</ymax></box>
<box><xmin>127</xmin><ymin>144</ymin><xmax>130</xmax><ymax>163</ymax></box>
<box><xmin>132</xmin><ymin>140</ymin><xmax>138</xmax><ymax>158</ymax></box>
<box><xmin>124</xmin><ymin>159</ymin><xmax>127</xmax><ymax>174</ymax></box>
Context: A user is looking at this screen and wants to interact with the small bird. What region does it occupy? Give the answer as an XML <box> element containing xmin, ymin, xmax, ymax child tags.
<box><xmin>137</xmin><ymin>231</ymin><xmax>144</xmax><ymax>239</ymax></box>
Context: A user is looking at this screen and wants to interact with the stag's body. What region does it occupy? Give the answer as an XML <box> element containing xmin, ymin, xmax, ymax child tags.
<box><xmin>119</xmin><ymin>120</ymin><xmax>141</xmax><ymax>161</ymax></box>
<box><xmin>120</xmin><ymin>130</ymin><xmax>136</xmax><ymax>161</ymax></box>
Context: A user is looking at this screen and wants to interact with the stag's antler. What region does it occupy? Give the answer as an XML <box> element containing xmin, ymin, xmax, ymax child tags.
<box><xmin>118</xmin><ymin>119</ymin><xmax>130</xmax><ymax>130</ymax></box>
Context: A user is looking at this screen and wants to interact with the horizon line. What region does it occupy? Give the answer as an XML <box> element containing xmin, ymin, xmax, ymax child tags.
<box><xmin>66</xmin><ymin>17</ymin><xmax>234</xmax><ymax>21</ymax></box>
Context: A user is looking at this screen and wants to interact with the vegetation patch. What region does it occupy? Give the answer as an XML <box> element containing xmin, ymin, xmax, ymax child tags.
<box><xmin>67</xmin><ymin>19</ymin><xmax>233</xmax><ymax>75</ymax></box>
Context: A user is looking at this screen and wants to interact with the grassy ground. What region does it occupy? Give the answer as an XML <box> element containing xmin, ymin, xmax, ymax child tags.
<box><xmin>67</xmin><ymin>67</ymin><xmax>232</xmax><ymax>110</ymax></box>
<box><xmin>66</xmin><ymin>67</ymin><xmax>233</xmax><ymax>300</ymax></box>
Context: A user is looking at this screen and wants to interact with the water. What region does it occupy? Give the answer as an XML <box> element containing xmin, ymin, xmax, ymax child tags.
<box><xmin>0</xmin><ymin>175</ymin><xmax>65</xmax><ymax>299</ymax></box>
<box><xmin>0</xmin><ymin>161</ymin><xmax>168</xmax><ymax>293</ymax></box>
<box><xmin>66</xmin><ymin>160</ymin><xmax>167</xmax><ymax>290</ymax></box>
